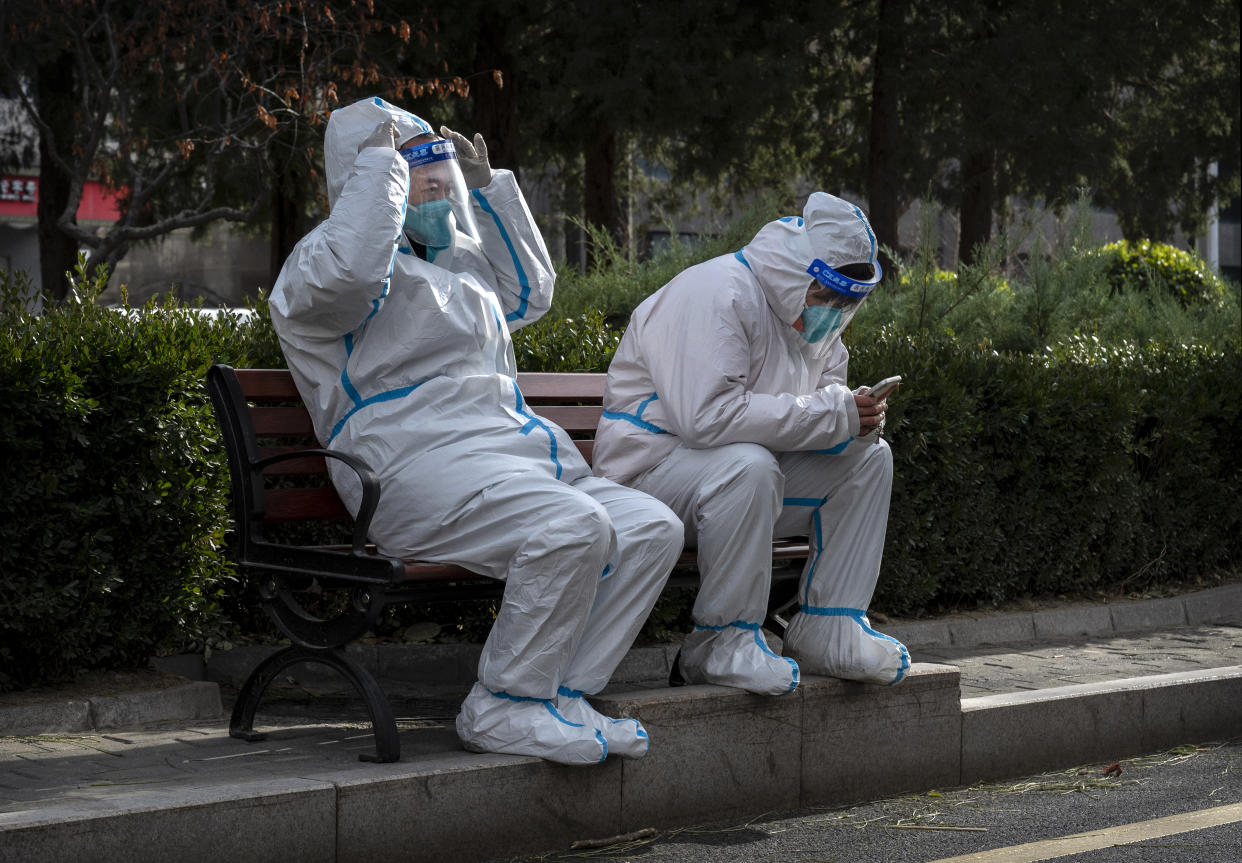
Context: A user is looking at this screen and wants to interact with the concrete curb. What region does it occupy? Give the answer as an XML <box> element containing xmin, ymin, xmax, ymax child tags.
<box><xmin>0</xmin><ymin>777</ymin><xmax>338</xmax><ymax>863</ymax></box>
<box><xmin>8</xmin><ymin>583</ymin><xmax>1236</xmax><ymax>737</ymax></box>
<box><xmin>961</xmin><ymin>665</ymin><xmax>1242</xmax><ymax>782</ymax></box>
<box><xmin>4</xmin><ymin>664</ymin><xmax>1239</xmax><ymax>863</ymax></box>
<box><xmin>885</xmin><ymin>582</ymin><xmax>1242</xmax><ymax>649</ymax></box>
<box><xmin>0</xmin><ymin>682</ymin><xmax>222</xmax><ymax>737</ymax></box>
<box><xmin>189</xmin><ymin>583</ymin><xmax>1241</xmax><ymax>693</ymax></box>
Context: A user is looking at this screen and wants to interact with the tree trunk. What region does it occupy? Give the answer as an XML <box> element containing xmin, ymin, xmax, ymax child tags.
<box><xmin>472</xmin><ymin>13</ymin><xmax>519</xmax><ymax>177</ymax></box>
<box><xmin>267</xmin><ymin>123</ymin><xmax>313</xmax><ymax>291</ymax></box>
<box><xmin>269</xmin><ymin>177</ymin><xmax>304</xmax><ymax>290</ymax></box>
<box><xmin>583</xmin><ymin>125</ymin><xmax>621</xmax><ymax>268</ymax></box>
<box><xmin>866</xmin><ymin>0</ymin><xmax>904</xmax><ymax>276</ymax></box>
<box><xmin>35</xmin><ymin>58</ymin><xmax>79</xmax><ymax>302</ymax></box>
<box><xmin>957</xmin><ymin>148</ymin><xmax>995</xmax><ymax>267</ymax></box>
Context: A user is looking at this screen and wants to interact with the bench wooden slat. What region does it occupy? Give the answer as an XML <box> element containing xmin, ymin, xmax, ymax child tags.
<box><xmin>516</xmin><ymin>372</ymin><xmax>606</xmax><ymax>402</ymax></box>
<box><xmin>251</xmin><ymin>406</ymin><xmax>318</xmax><ymax>437</ymax></box>
<box><xmin>771</xmin><ymin>540</ymin><xmax>812</xmax><ymax>559</ymax></box>
<box><xmin>256</xmin><ymin>446</ymin><xmax>328</xmax><ymax>475</ymax></box>
<box><xmin>264</xmin><ymin>487</ymin><xmax>351</xmax><ymax>521</ymax></box>
<box><xmin>530</xmin><ymin>404</ymin><xmax>607</xmax><ymax>432</ymax></box>
<box><xmin>237</xmin><ymin>369</ymin><xmax>605</xmax><ymax>404</ymax></box>
<box><xmin>255</xmin><ymin>445</ymin><xmax>593</xmax><ymax>474</ymax></box>
<box><xmin>234</xmin><ymin>368</ymin><xmax>304</xmax><ymax>401</ymax></box>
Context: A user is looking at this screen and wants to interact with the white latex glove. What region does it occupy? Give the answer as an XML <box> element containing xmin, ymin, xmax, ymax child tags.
<box><xmin>358</xmin><ymin>120</ymin><xmax>398</xmax><ymax>153</ymax></box>
<box><xmin>439</xmin><ymin>125</ymin><xmax>493</xmax><ymax>189</ymax></box>
<box><xmin>852</xmin><ymin>386</ymin><xmax>887</xmax><ymax>445</ymax></box>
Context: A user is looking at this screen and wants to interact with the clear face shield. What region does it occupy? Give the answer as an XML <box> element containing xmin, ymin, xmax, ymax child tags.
<box><xmin>399</xmin><ymin>139</ymin><xmax>480</xmax><ymax>253</ymax></box>
<box><xmin>796</xmin><ymin>258</ymin><xmax>882</xmax><ymax>347</ymax></box>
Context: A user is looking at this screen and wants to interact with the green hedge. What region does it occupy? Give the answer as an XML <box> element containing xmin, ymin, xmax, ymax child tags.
<box><xmin>0</xmin><ymin>267</ymin><xmax>281</xmax><ymax>690</ymax></box>
<box><xmin>850</xmin><ymin>330</ymin><xmax>1242</xmax><ymax>615</ymax></box>
<box><xmin>2</xmin><ymin>245</ymin><xmax>1238</xmax><ymax>690</ymax></box>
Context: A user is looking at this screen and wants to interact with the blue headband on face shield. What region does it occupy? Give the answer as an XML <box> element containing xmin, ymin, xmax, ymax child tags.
<box><xmin>806</xmin><ymin>258</ymin><xmax>882</xmax><ymax>300</ymax></box>
<box><xmin>399</xmin><ymin>139</ymin><xmax>459</xmax><ymax>167</ymax></box>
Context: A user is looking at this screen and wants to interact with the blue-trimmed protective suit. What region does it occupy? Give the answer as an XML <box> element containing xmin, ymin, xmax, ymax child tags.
<box><xmin>270</xmin><ymin>97</ymin><xmax>682</xmax><ymax>764</ymax></box>
<box><xmin>593</xmin><ymin>193</ymin><xmax>908</xmax><ymax>692</ymax></box>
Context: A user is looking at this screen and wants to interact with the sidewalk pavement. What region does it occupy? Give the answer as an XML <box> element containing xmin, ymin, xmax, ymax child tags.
<box><xmin>1</xmin><ymin>583</ymin><xmax>1239</xmax><ymax>863</ymax></box>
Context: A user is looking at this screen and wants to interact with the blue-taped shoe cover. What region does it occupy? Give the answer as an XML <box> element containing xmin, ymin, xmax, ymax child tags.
<box><xmin>456</xmin><ymin>682</ymin><xmax>608</xmax><ymax>765</ymax></box>
<box><xmin>555</xmin><ymin>690</ymin><xmax>649</xmax><ymax>759</ymax></box>
<box><xmin>783</xmin><ymin>609</ymin><xmax>909</xmax><ymax>686</ymax></box>
<box><xmin>678</xmin><ymin>623</ymin><xmax>799</xmax><ymax>696</ymax></box>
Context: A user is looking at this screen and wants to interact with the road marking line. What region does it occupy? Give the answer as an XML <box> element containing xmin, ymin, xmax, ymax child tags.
<box><xmin>926</xmin><ymin>801</ymin><xmax>1242</xmax><ymax>863</ymax></box>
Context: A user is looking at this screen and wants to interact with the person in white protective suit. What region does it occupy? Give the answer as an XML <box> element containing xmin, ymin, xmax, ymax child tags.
<box><xmin>593</xmin><ymin>192</ymin><xmax>909</xmax><ymax>696</ymax></box>
<box><xmin>268</xmin><ymin>97</ymin><xmax>683</xmax><ymax>765</ymax></box>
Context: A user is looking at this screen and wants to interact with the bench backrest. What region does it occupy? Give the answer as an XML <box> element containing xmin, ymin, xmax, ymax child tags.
<box><xmin>207</xmin><ymin>365</ymin><xmax>607</xmax><ymax>531</ymax></box>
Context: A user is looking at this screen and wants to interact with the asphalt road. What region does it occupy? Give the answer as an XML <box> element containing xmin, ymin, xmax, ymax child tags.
<box><xmin>488</xmin><ymin>739</ymin><xmax>1242</xmax><ymax>863</ymax></box>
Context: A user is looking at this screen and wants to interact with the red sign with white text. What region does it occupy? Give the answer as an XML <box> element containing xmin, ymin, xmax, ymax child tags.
<box><xmin>0</xmin><ymin>175</ymin><xmax>124</xmax><ymax>224</ymax></box>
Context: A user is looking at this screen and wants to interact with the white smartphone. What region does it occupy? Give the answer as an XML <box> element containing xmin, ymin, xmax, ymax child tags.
<box><xmin>865</xmin><ymin>375</ymin><xmax>902</xmax><ymax>400</ymax></box>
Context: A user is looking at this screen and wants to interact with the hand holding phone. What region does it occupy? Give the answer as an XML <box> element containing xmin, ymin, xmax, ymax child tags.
<box><xmin>865</xmin><ymin>375</ymin><xmax>902</xmax><ymax>401</ymax></box>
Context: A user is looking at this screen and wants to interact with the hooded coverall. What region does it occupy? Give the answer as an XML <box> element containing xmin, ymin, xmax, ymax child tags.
<box><xmin>269</xmin><ymin>97</ymin><xmax>682</xmax><ymax>764</ymax></box>
<box><xmin>593</xmin><ymin>193</ymin><xmax>908</xmax><ymax>694</ymax></box>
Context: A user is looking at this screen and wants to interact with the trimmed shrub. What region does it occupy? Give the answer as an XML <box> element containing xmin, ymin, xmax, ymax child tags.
<box><xmin>0</xmin><ymin>263</ymin><xmax>279</xmax><ymax>691</ymax></box>
<box><xmin>512</xmin><ymin>311</ymin><xmax>622</xmax><ymax>373</ymax></box>
<box><xmin>1097</xmin><ymin>239</ymin><xmax>1228</xmax><ymax>307</ymax></box>
<box><xmin>848</xmin><ymin>330</ymin><xmax>1242</xmax><ymax>616</ymax></box>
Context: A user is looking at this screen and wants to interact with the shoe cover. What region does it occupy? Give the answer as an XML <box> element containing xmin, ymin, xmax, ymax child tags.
<box><xmin>678</xmin><ymin>623</ymin><xmax>799</xmax><ymax>696</ymax></box>
<box><xmin>456</xmin><ymin>682</ymin><xmax>607</xmax><ymax>765</ymax></box>
<box><xmin>555</xmin><ymin>688</ymin><xmax>650</xmax><ymax>759</ymax></box>
<box><xmin>782</xmin><ymin>609</ymin><xmax>909</xmax><ymax>685</ymax></box>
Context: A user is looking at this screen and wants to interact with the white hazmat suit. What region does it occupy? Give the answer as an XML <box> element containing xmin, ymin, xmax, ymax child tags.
<box><xmin>593</xmin><ymin>193</ymin><xmax>909</xmax><ymax>693</ymax></box>
<box><xmin>269</xmin><ymin>97</ymin><xmax>683</xmax><ymax>764</ymax></box>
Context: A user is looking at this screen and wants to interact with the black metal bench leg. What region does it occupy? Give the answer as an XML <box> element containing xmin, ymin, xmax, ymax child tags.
<box><xmin>229</xmin><ymin>644</ymin><xmax>401</xmax><ymax>763</ymax></box>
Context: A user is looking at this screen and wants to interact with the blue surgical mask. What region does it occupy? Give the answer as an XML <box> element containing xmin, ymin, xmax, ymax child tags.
<box><xmin>798</xmin><ymin>304</ymin><xmax>843</xmax><ymax>343</ymax></box>
<box><xmin>403</xmin><ymin>199</ymin><xmax>454</xmax><ymax>250</ymax></box>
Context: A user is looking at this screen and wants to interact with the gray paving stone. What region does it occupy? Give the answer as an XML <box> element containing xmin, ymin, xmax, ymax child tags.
<box><xmin>1109</xmin><ymin>595</ymin><xmax>1187</xmax><ymax>632</ymax></box>
<box><xmin>592</xmin><ymin>684</ymin><xmax>804</xmax><ymax>831</ymax></box>
<box><xmin>0</xmin><ymin>700</ymin><xmax>91</xmax><ymax>736</ymax></box>
<box><xmin>1182</xmin><ymin>584</ymin><xmax>1242</xmax><ymax>625</ymax></box>
<box><xmin>4</xmin><ymin>587</ymin><xmax>1241</xmax><ymax>863</ymax></box>
<box><xmin>884</xmin><ymin>619</ymin><xmax>951</xmax><ymax>650</ymax></box>
<box><xmin>331</xmin><ymin>751</ymin><xmax>622</xmax><ymax>863</ymax></box>
<box><xmin>150</xmin><ymin>654</ymin><xmax>207</xmax><ymax>681</ymax></box>
<box><xmin>203</xmin><ymin>644</ymin><xmax>280</xmax><ymax>689</ymax></box>
<box><xmin>799</xmin><ymin>664</ymin><xmax>961</xmax><ymax>806</ymax></box>
<box><xmin>949</xmin><ymin>613</ymin><xmax>1036</xmax><ymax>647</ymax></box>
<box><xmin>206</xmin><ymin>644</ymin><xmax>382</xmax><ymax>693</ymax></box>
<box><xmin>89</xmin><ymin>682</ymin><xmax>222</xmax><ymax>729</ymax></box>
<box><xmin>1031</xmin><ymin>604</ymin><xmax>1114</xmax><ymax>640</ymax></box>
<box><xmin>1136</xmin><ymin>666</ymin><xmax>1242</xmax><ymax>749</ymax></box>
<box><xmin>376</xmin><ymin>642</ymin><xmax>480</xmax><ymax>686</ymax></box>
<box><xmin>961</xmin><ymin>680</ymin><xmax>1148</xmax><ymax>783</ymax></box>
<box><xmin>608</xmin><ymin>645</ymin><xmax>676</xmax><ymax>687</ymax></box>
<box><xmin>959</xmin><ymin>664</ymin><xmax>1242</xmax><ymax>785</ymax></box>
<box><xmin>0</xmin><ymin>778</ymin><xmax>337</xmax><ymax>863</ymax></box>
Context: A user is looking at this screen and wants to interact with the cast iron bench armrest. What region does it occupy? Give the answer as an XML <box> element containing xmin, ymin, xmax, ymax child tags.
<box><xmin>251</xmin><ymin>447</ymin><xmax>381</xmax><ymax>557</ymax></box>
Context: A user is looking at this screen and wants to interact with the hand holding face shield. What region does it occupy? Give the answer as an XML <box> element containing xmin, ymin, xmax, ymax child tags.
<box><xmin>439</xmin><ymin>125</ymin><xmax>493</xmax><ymax>189</ymax></box>
<box><xmin>399</xmin><ymin>135</ymin><xmax>481</xmax><ymax>257</ymax></box>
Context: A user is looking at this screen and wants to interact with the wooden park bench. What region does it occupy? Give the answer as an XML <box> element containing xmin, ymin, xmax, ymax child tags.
<box><xmin>207</xmin><ymin>364</ymin><xmax>810</xmax><ymax>762</ymax></box>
